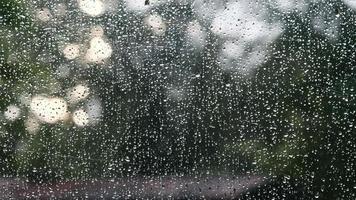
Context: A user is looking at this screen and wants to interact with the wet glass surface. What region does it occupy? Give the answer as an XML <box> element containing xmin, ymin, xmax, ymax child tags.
<box><xmin>0</xmin><ymin>0</ymin><xmax>355</xmax><ymax>199</ymax></box>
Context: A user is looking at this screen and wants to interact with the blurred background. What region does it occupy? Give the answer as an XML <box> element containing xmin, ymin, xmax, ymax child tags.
<box><xmin>0</xmin><ymin>0</ymin><xmax>355</xmax><ymax>199</ymax></box>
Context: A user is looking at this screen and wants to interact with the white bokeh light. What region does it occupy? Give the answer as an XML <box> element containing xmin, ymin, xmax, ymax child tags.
<box><xmin>4</xmin><ymin>105</ymin><xmax>21</xmax><ymax>121</ymax></box>
<box><xmin>124</xmin><ymin>0</ymin><xmax>149</xmax><ymax>12</ymax></box>
<box><xmin>86</xmin><ymin>97</ymin><xmax>102</xmax><ymax>123</ymax></box>
<box><xmin>312</xmin><ymin>17</ymin><xmax>340</xmax><ymax>41</ymax></box>
<box><xmin>36</xmin><ymin>8</ymin><xmax>52</xmax><ymax>22</ymax></box>
<box><xmin>53</xmin><ymin>3</ymin><xmax>67</xmax><ymax>17</ymax></box>
<box><xmin>85</xmin><ymin>36</ymin><xmax>113</xmax><ymax>63</ymax></box>
<box><xmin>167</xmin><ymin>88</ymin><xmax>185</xmax><ymax>101</ymax></box>
<box><xmin>210</xmin><ymin>2</ymin><xmax>283</xmax><ymax>42</ymax></box>
<box><xmin>218</xmin><ymin>40</ymin><xmax>269</xmax><ymax>74</ymax></box>
<box><xmin>144</xmin><ymin>14</ymin><xmax>166</xmax><ymax>36</ymax></box>
<box><xmin>343</xmin><ymin>0</ymin><xmax>356</xmax><ymax>9</ymax></box>
<box><xmin>221</xmin><ymin>41</ymin><xmax>246</xmax><ymax>59</ymax></box>
<box><xmin>72</xmin><ymin>109</ymin><xmax>90</xmax><ymax>127</ymax></box>
<box><xmin>67</xmin><ymin>84</ymin><xmax>90</xmax><ymax>104</ymax></box>
<box><xmin>210</xmin><ymin>2</ymin><xmax>284</xmax><ymax>75</ymax></box>
<box><xmin>78</xmin><ymin>0</ymin><xmax>105</xmax><ymax>17</ymax></box>
<box><xmin>30</xmin><ymin>96</ymin><xmax>69</xmax><ymax>124</ymax></box>
<box><xmin>193</xmin><ymin>0</ymin><xmax>222</xmax><ymax>21</ymax></box>
<box><xmin>24</xmin><ymin>117</ymin><xmax>41</xmax><ymax>134</ymax></box>
<box><xmin>274</xmin><ymin>0</ymin><xmax>311</xmax><ymax>12</ymax></box>
<box><xmin>63</xmin><ymin>43</ymin><xmax>80</xmax><ymax>60</ymax></box>
<box><xmin>123</xmin><ymin>0</ymin><xmax>168</xmax><ymax>13</ymax></box>
<box><xmin>186</xmin><ymin>21</ymin><xmax>206</xmax><ymax>48</ymax></box>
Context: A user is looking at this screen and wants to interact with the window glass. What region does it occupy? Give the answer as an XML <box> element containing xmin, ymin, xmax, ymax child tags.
<box><xmin>0</xmin><ymin>0</ymin><xmax>355</xmax><ymax>199</ymax></box>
